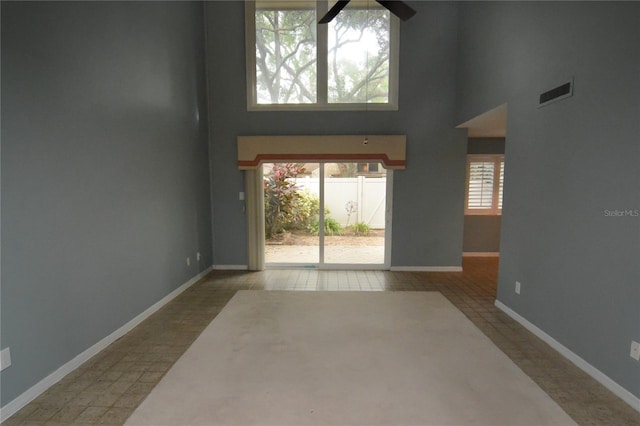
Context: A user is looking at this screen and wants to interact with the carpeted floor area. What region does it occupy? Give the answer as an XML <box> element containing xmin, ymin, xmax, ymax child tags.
<box><xmin>6</xmin><ymin>259</ymin><xmax>638</xmax><ymax>425</ymax></box>
<box><xmin>126</xmin><ymin>291</ymin><xmax>575</xmax><ymax>425</ymax></box>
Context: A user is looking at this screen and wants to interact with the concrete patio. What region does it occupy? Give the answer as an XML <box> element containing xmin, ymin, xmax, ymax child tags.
<box><xmin>265</xmin><ymin>244</ymin><xmax>384</xmax><ymax>265</ymax></box>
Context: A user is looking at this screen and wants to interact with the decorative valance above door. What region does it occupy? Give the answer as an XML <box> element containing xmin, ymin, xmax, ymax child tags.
<box><xmin>237</xmin><ymin>135</ymin><xmax>406</xmax><ymax>170</ymax></box>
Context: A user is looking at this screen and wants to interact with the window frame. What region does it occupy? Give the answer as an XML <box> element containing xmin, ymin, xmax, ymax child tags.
<box><xmin>465</xmin><ymin>154</ymin><xmax>505</xmax><ymax>216</ymax></box>
<box><xmin>245</xmin><ymin>0</ymin><xmax>399</xmax><ymax>111</ymax></box>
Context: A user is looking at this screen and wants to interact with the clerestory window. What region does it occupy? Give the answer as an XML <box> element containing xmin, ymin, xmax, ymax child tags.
<box><xmin>246</xmin><ymin>0</ymin><xmax>399</xmax><ymax>110</ymax></box>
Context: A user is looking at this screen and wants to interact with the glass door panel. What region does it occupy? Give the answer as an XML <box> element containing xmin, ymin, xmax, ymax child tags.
<box><xmin>264</xmin><ymin>163</ymin><xmax>320</xmax><ymax>265</ymax></box>
<box><xmin>323</xmin><ymin>162</ymin><xmax>386</xmax><ymax>265</ymax></box>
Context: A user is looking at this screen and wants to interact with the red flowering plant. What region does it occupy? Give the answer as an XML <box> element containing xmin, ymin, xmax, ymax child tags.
<box><xmin>263</xmin><ymin>163</ymin><xmax>308</xmax><ymax>238</ymax></box>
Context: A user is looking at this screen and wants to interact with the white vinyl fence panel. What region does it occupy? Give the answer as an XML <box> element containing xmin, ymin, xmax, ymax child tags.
<box><xmin>292</xmin><ymin>176</ymin><xmax>386</xmax><ymax>229</ymax></box>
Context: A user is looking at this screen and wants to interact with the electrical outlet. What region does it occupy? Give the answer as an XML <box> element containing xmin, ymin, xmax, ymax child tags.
<box><xmin>515</xmin><ymin>281</ymin><xmax>521</xmax><ymax>295</ymax></box>
<box><xmin>1</xmin><ymin>348</ymin><xmax>12</xmax><ymax>371</ymax></box>
<box><xmin>630</xmin><ymin>341</ymin><xmax>640</xmax><ymax>361</ymax></box>
<box><xmin>186</xmin><ymin>257</ymin><xmax>191</xmax><ymax>267</ymax></box>
<box><xmin>197</xmin><ymin>252</ymin><xmax>201</xmax><ymax>261</ymax></box>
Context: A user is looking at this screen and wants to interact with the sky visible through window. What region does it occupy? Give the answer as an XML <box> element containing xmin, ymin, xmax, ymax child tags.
<box><xmin>328</xmin><ymin>8</ymin><xmax>390</xmax><ymax>103</ymax></box>
<box><xmin>254</xmin><ymin>2</ymin><xmax>391</xmax><ymax>105</ymax></box>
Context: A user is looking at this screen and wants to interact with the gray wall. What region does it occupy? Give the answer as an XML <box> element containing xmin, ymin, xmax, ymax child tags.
<box><xmin>1</xmin><ymin>2</ymin><xmax>212</xmax><ymax>405</ymax></box>
<box><xmin>457</xmin><ymin>2</ymin><xmax>640</xmax><ymax>399</ymax></box>
<box><xmin>467</xmin><ymin>138</ymin><xmax>505</xmax><ymax>155</ymax></box>
<box><xmin>463</xmin><ymin>138</ymin><xmax>505</xmax><ymax>252</ymax></box>
<box><xmin>206</xmin><ymin>1</ymin><xmax>467</xmax><ymax>267</ymax></box>
<box><xmin>463</xmin><ymin>216</ymin><xmax>501</xmax><ymax>252</ymax></box>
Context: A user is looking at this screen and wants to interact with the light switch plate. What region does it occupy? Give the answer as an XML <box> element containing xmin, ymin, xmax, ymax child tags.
<box><xmin>0</xmin><ymin>348</ymin><xmax>11</xmax><ymax>371</ymax></box>
<box><xmin>630</xmin><ymin>341</ymin><xmax>640</xmax><ymax>361</ymax></box>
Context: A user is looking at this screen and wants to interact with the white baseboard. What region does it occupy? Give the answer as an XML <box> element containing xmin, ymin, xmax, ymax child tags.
<box><xmin>495</xmin><ymin>300</ymin><xmax>640</xmax><ymax>412</ymax></box>
<box><xmin>0</xmin><ymin>266</ymin><xmax>213</xmax><ymax>422</ymax></box>
<box><xmin>463</xmin><ymin>252</ymin><xmax>500</xmax><ymax>257</ymax></box>
<box><xmin>212</xmin><ymin>265</ymin><xmax>248</xmax><ymax>270</ymax></box>
<box><xmin>390</xmin><ymin>266</ymin><xmax>463</xmax><ymax>272</ymax></box>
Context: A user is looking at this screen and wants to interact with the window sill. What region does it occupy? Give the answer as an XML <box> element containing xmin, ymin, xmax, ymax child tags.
<box><xmin>247</xmin><ymin>102</ymin><xmax>399</xmax><ymax>112</ymax></box>
<box><xmin>465</xmin><ymin>211</ymin><xmax>503</xmax><ymax>216</ymax></box>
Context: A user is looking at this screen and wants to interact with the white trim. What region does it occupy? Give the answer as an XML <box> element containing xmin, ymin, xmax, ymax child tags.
<box><xmin>463</xmin><ymin>252</ymin><xmax>500</xmax><ymax>257</ymax></box>
<box><xmin>212</xmin><ymin>265</ymin><xmax>249</xmax><ymax>270</ymax></box>
<box><xmin>319</xmin><ymin>164</ymin><xmax>325</xmax><ymax>265</ymax></box>
<box><xmin>266</xmin><ymin>263</ymin><xmax>387</xmax><ymax>271</ymax></box>
<box><xmin>316</xmin><ymin>0</ymin><xmax>328</xmax><ymax>106</ymax></box>
<box><xmin>265</xmin><ymin>264</ymin><xmax>319</xmax><ymax>270</ymax></box>
<box><xmin>387</xmin><ymin>12</ymin><xmax>400</xmax><ymax>109</ymax></box>
<box><xmin>246</xmin><ymin>102</ymin><xmax>398</xmax><ymax>112</ymax></box>
<box><xmin>495</xmin><ymin>300</ymin><xmax>640</xmax><ymax>413</ymax></box>
<box><xmin>0</xmin><ymin>267</ymin><xmax>213</xmax><ymax>422</ymax></box>
<box><xmin>383</xmin><ymin>169</ymin><xmax>393</xmax><ymax>270</ymax></box>
<box><xmin>390</xmin><ymin>266</ymin><xmax>463</xmax><ymax>272</ymax></box>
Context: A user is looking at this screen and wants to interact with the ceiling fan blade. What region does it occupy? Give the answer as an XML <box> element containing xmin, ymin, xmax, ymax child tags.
<box><xmin>375</xmin><ymin>0</ymin><xmax>416</xmax><ymax>21</ymax></box>
<box><xmin>318</xmin><ymin>0</ymin><xmax>350</xmax><ymax>24</ymax></box>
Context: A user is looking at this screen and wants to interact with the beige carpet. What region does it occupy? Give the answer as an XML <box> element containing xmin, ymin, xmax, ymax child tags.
<box><xmin>126</xmin><ymin>291</ymin><xmax>575</xmax><ymax>425</ymax></box>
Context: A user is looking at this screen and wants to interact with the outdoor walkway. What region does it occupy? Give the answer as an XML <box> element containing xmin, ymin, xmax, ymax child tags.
<box><xmin>265</xmin><ymin>244</ymin><xmax>384</xmax><ymax>264</ymax></box>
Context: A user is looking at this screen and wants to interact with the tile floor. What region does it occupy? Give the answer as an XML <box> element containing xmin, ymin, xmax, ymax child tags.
<box><xmin>3</xmin><ymin>257</ymin><xmax>639</xmax><ymax>425</ymax></box>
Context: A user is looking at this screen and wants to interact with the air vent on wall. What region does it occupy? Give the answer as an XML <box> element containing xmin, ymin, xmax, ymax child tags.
<box><xmin>538</xmin><ymin>77</ymin><xmax>574</xmax><ymax>107</ymax></box>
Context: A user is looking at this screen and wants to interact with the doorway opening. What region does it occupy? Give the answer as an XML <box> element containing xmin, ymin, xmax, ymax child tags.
<box><xmin>263</xmin><ymin>162</ymin><xmax>392</xmax><ymax>269</ymax></box>
<box><xmin>457</xmin><ymin>103</ymin><xmax>507</xmax><ymax>258</ymax></box>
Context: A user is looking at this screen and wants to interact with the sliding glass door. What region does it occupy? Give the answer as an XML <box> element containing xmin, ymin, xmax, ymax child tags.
<box><xmin>322</xmin><ymin>163</ymin><xmax>386</xmax><ymax>265</ymax></box>
<box><xmin>264</xmin><ymin>162</ymin><xmax>390</xmax><ymax>269</ymax></box>
<box><xmin>263</xmin><ymin>163</ymin><xmax>320</xmax><ymax>265</ymax></box>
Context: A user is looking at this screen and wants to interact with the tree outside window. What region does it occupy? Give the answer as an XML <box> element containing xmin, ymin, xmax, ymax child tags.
<box><xmin>255</xmin><ymin>8</ymin><xmax>317</xmax><ymax>104</ymax></box>
<box><xmin>248</xmin><ymin>0</ymin><xmax>398</xmax><ymax>110</ymax></box>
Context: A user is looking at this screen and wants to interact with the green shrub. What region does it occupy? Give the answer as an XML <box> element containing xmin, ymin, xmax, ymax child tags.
<box><xmin>284</xmin><ymin>190</ymin><xmax>320</xmax><ymax>231</ymax></box>
<box><xmin>308</xmin><ymin>216</ymin><xmax>344</xmax><ymax>236</ymax></box>
<box><xmin>351</xmin><ymin>221</ymin><xmax>370</xmax><ymax>236</ymax></box>
<box><xmin>324</xmin><ymin>217</ymin><xmax>344</xmax><ymax>236</ymax></box>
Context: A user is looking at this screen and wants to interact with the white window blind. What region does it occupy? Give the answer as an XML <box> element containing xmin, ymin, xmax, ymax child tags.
<box><xmin>498</xmin><ymin>161</ymin><xmax>504</xmax><ymax>209</ymax></box>
<box><xmin>465</xmin><ymin>155</ymin><xmax>504</xmax><ymax>215</ymax></box>
<box><xmin>467</xmin><ymin>162</ymin><xmax>495</xmax><ymax>209</ymax></box>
